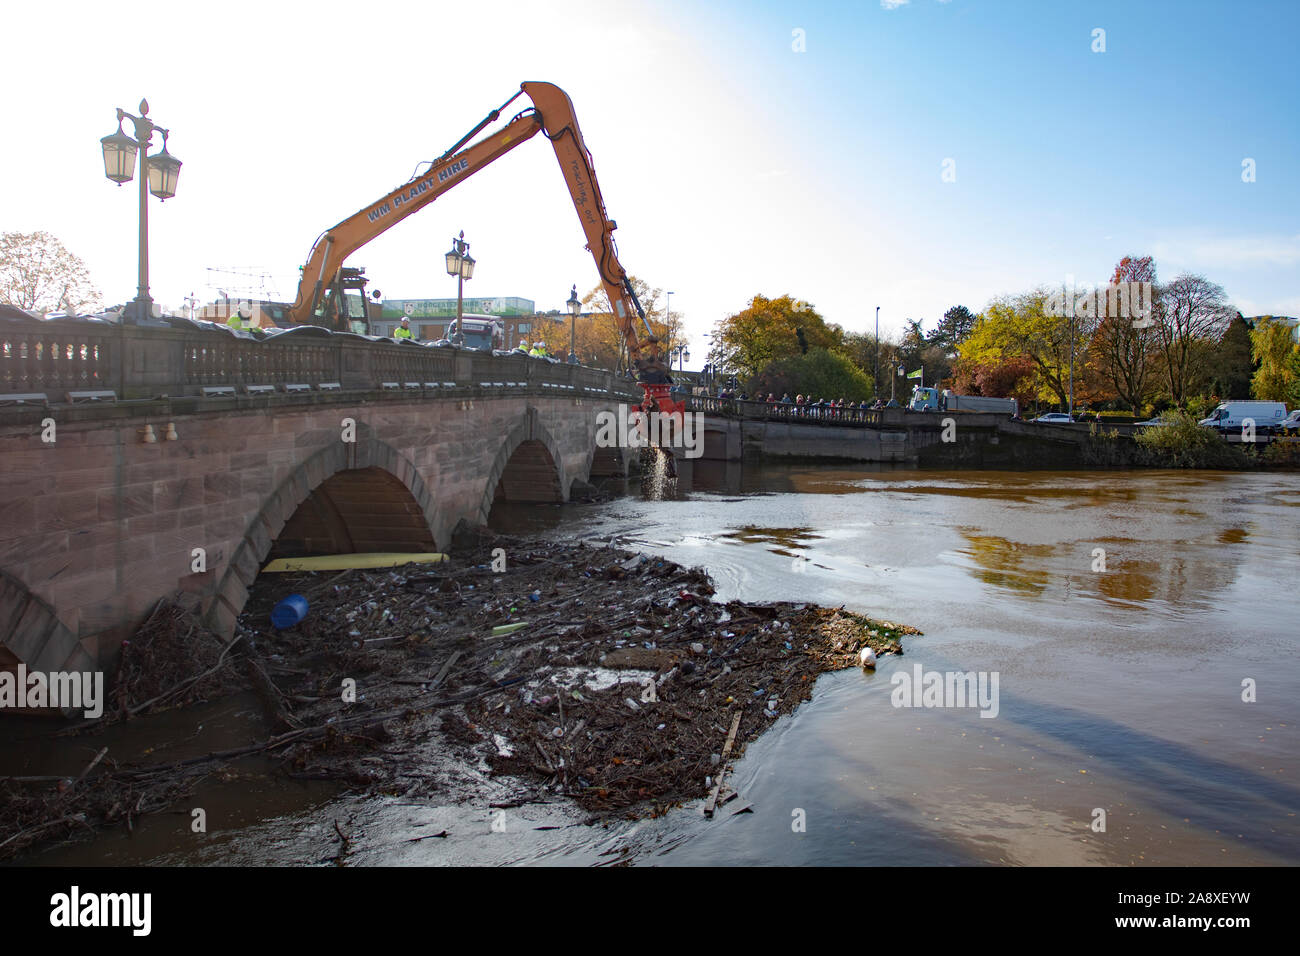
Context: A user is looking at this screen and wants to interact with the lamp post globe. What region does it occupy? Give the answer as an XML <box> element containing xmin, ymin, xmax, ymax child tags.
<box><xmin>147</xmin><ymin>135</ymin><xmax>182</xmax><ymax>200</ymax></box>
<box><xmin>100</xmin><ymin>121</ymin><xmax>137</xmax><ymax>183</ymax></box>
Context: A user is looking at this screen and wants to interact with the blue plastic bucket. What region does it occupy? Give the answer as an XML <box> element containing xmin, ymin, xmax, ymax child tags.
<box><xmin>271</xmin><ymin>593</ymin><xmax>309</xmax><ymax>629</ymax></box>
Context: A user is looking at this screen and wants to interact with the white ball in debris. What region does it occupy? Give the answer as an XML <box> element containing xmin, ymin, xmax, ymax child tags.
<box><xmin>859</xmin><ymin>646</ymin><xmax>877</xmax><ymax>669</ymax></box>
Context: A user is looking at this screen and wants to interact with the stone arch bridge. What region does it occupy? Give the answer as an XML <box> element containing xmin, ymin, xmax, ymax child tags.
<box><xmin>0</xmin><ymin>318</ymin><xmax>636</xmax><ymax>679</ymax></box>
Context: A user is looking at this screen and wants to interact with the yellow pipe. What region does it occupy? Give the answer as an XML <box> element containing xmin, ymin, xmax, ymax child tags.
<box><xmin>261</xmin><ymin>552</ymin><xmax>450</xmax><ymax>573</ymax></box>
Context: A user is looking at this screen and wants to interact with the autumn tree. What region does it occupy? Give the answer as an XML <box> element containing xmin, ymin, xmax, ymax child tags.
<box><xmin>1156</xmin><ymin>274</ymin><xmax>1233</xmax><ymax>407</ymax></box>
<box><xmin>1089</xmin><ymin>256</ymin><xmax>1161</xmax><ymax>412</ymax></box>
<box><xmin>951</xmin><ymin>355</ymin><xmax>1037</xmax><ymax>405</ymax></box>
<box><xmin>534</xmin><ymin>276</ymin><xmax>681</xmax><ymax>370</ymax></box>
<box><xmin>1249</xmin><ymin>316</ymin><xmax>1299</xmax><ymax>402</ymax></box>
<box><xmin>960</xmin><ymin>289</ymin><xmax>1081</xmax><ymax>408</ymax></box>
<box><xmin>0</xmin><ymin>231</ymin><xmax>100</xmax><ymax>313</ymax></box>
<box><xmin>1289</xmin><ymin>348</ymin><xmax>1300</xmax><ymax>408</ymax></box>
<box><xmin>706</xmin><ymin>294</ymin><xmax>844</xmax><ymax>380</ymax></box>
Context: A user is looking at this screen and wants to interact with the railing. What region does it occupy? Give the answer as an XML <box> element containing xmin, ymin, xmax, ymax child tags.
<box><xmin>686</xmin><ymin>394</ymin><xmax>884</xmax><ymax>427</ymax></box>
<box><xmin>0</xmin><ymin>317</ymin><xmax>627</xmax><ymax>401</ymax></box>
<box><xmin>182</xmin><ymin>335</ymin><xmax>339</xmax><ymax>386</ymax></box>
<box><xmin>370</xmin><ymin>343</ymin><xmax>454</xmax><ymax>385</ymax></box>
<box><xmin>0</xmin><ymin>325</ymin><xmax>115</xmax><ymax>393</ymax></box>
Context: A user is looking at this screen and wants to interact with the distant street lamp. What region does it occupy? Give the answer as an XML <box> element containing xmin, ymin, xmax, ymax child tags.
<box><xmin>566</xmin><ymin>284</ymin><xmax>581</xmax><ymax>364</ymax></box>
<box><xmin>444</xmin><ymin>230</ymin><xmax>475</xmax><ymax>345</ymax></box>
<box><xmin>889</xmin><ymin>358</ymin><xmax>906</xmax><ymax>404</ymax></box>
<box><xmin>100</xmin><ymin>98</ymin><xmax>182</xmax><ymax>325</ymax></box>
<box><xmin>1068</xmin><ymin>311</ymin><xmax>1076</xmax><ymax>419</ymax></box>
<box><xmin>669</xmin><ymin>344</ymin><xmax>690</xmax><ymax>371</ymax></box>
<box><xmin>875</xmin><ymin>305</ymin><xmax>881</xmax><ymax>398</ymax></box>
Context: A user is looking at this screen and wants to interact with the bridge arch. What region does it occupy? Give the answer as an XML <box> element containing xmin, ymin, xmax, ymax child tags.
<box><xmin>0</xmin><ymin>568</ymin><xmax>86</xmax><ymax>675</ymax></box>
<box><xmin>205</xmin><ymin>430</ymin><xmax>437</xmax><ymax>637</ymax></box>
<box><xmin>477</xmin><ymin>407</ymin><xmax>568</xmax><ymax>522</ymax></box>
<box><xmin>588</xmin><ymin>441</ymin><xmax>628</xmax><ymax>477</ymax></box>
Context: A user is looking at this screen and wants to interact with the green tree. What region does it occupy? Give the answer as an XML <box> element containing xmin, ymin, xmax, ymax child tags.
<box><xmin>1206</xmin><ymin>313</ymin><xmax>1255</xmax><ymax>400</ymax></box>
<box><xmin>1250</xmin><ymin>316</ymin><xmax>1299</xmax><ymax>402</ymax></box>
<box><xmin>928</xmin><ymin>305</ymin><xmax>977</xmax><ymax>351</ymax></box>
<box><xmin>1288</xmin><ymin>347</ymin><xmax>1300</xmax><ymax>408</ymax></box>
<box><xmin>751</xmin><ymin>347</ymin><xmax>874</xmax><ymax>402</ymax></box>
<box><xmin>896</xmin><ymin>317</ymin><xmax>957</xmax><ymax>402</ymax></box>
<box><xmin>841</xmin><ymin>330</ymin><xmax>899</xmax><ymax>392</ymax></box>
<box><xmin>0</xmin><ymin>231</ymin><xmax>100</xmax><ymax>313</ymax></box>
<box><xmin>707</xmin><ymin>294</ymin><xmax>844</xmax><ymax>380</ymax></box>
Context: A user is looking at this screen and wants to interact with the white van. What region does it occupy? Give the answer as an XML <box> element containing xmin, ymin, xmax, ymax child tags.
<box><xmin>1199</xmin><ymin>401</ymin><xmax>1287</xmax><ymax>434</ymax></box>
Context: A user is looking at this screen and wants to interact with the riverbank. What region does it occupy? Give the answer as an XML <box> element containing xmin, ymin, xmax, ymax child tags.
<box><xmin>1</xmin><ymin>527</ymin><xmax>918</xmax><ymax>860</ymax></box>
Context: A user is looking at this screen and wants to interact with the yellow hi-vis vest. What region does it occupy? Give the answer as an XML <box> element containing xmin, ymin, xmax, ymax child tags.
<box><xmin>394</xmin><ymin>325</ymin><xmax>412</xmax><ymax>339</ymax></box>
<box><xmin>227</xmin><ymin>313</ymin><xmax>243</xmax><ymax>330</ymax></box>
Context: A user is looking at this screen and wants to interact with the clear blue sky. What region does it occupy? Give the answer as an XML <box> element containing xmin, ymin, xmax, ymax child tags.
<box><xmin>5</xmin><ymin>0</ymin><xmax>1297</xmax><ymax>357</ymax></box>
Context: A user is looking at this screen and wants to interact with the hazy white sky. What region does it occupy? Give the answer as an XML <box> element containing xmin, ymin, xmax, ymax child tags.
<box><xmin>5</xmin><ymin>0</ymin><xmax>1297</xmax><ymax>362</ymax></box>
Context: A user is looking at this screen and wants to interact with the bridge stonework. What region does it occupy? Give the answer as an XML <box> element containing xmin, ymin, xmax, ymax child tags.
<box><xmin>0</xmin><ymin>393</ymin><xmax>620</xmax><ymax>673</ymax></box>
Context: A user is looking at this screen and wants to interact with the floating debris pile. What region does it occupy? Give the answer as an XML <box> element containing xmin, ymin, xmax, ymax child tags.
<box><xmin>244</xmin><ymin>526</ymin><xmax>919</xmax><ymax>816</ymax></box>
<box><xmin>1</xmin><ymin>525</ymin><xmax>920</xmax><ymax>857</ymax></box>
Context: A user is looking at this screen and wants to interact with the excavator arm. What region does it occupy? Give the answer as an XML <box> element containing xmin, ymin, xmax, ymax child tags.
<box><xmin>519</xmin><ymin>82</ymin><xmax>658</xmax><ymax>362</ymax></box>
<box><xmin>285</xmin><ymin>81</ymin><xmax>666</xmax><ymax>391</ymax></box>
<box><xmin>286</xmin><ymin>89</ymin><xmax>542</xmax><ymax>324</ymax></box>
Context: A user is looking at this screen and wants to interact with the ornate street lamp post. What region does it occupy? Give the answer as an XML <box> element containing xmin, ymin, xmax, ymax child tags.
<box><xmin>443</xmin><ymin>231</ymin><xmax>475</xmax><ymax>346</ymax></box>
<box><xmin>100</xmin><ymin>98</ymin><xmax>182</xmax><ymax>325</ymax></box>
<box><xmin>566</xmin><ymin>285</ymin><xmax>581</xmax><ymax>364</ymax></box>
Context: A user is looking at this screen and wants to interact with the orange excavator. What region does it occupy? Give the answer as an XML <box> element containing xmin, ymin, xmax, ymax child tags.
<box><xmin>283</xmin><ymin>81</ymin><xmax>676</xmax><ymax>414</ymax></box>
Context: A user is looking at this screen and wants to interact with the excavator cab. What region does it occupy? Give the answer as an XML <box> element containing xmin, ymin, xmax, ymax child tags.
<box><xmin>316</xmin><ymin>266</ymin><xmax>374</xmax><ymax>333</ymax></box>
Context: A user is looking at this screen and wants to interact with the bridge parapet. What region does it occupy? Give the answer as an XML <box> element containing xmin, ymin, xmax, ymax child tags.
<box><xmin>686</xmin><ymin>395</ymin><xmax>893</xmax><ymax>427</ymax></box>
<box><xmin>0</xmin><ymin>318</ymin><xmax>636</xmax><ymax>404</ymax></box>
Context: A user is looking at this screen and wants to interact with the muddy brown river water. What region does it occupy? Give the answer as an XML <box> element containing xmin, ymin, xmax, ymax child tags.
<box><xmin>10</xmin><ymin>465</ymin><xmax>1299</xmax><ymax>866</ymax></box>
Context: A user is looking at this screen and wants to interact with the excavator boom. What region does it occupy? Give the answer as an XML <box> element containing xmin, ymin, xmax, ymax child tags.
<box><xmin>285</xmin><ymin>82</ymin><xmax>664</xmax><ymax>388</ymax></box>
<box><xmin>287</xmin><ymin>97</ymin><xmax>543</xmax><ymax>323</ymax></box>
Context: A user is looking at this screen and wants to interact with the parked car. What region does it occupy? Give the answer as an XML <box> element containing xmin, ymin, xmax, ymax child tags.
<box><xmin>1032</xmin><ymin>412</ymin><xmax>1074</xmax><ymax>424</ymax></box>
<box><xmin>1136</xmin><ymin>416</ymin><xmax>1174</xmax><ymax>427</ymax></box>
<box><xmin>1274</xmin><ymin>409</ymin><xmax>1300</xmax><ymax>434</ymax></box>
